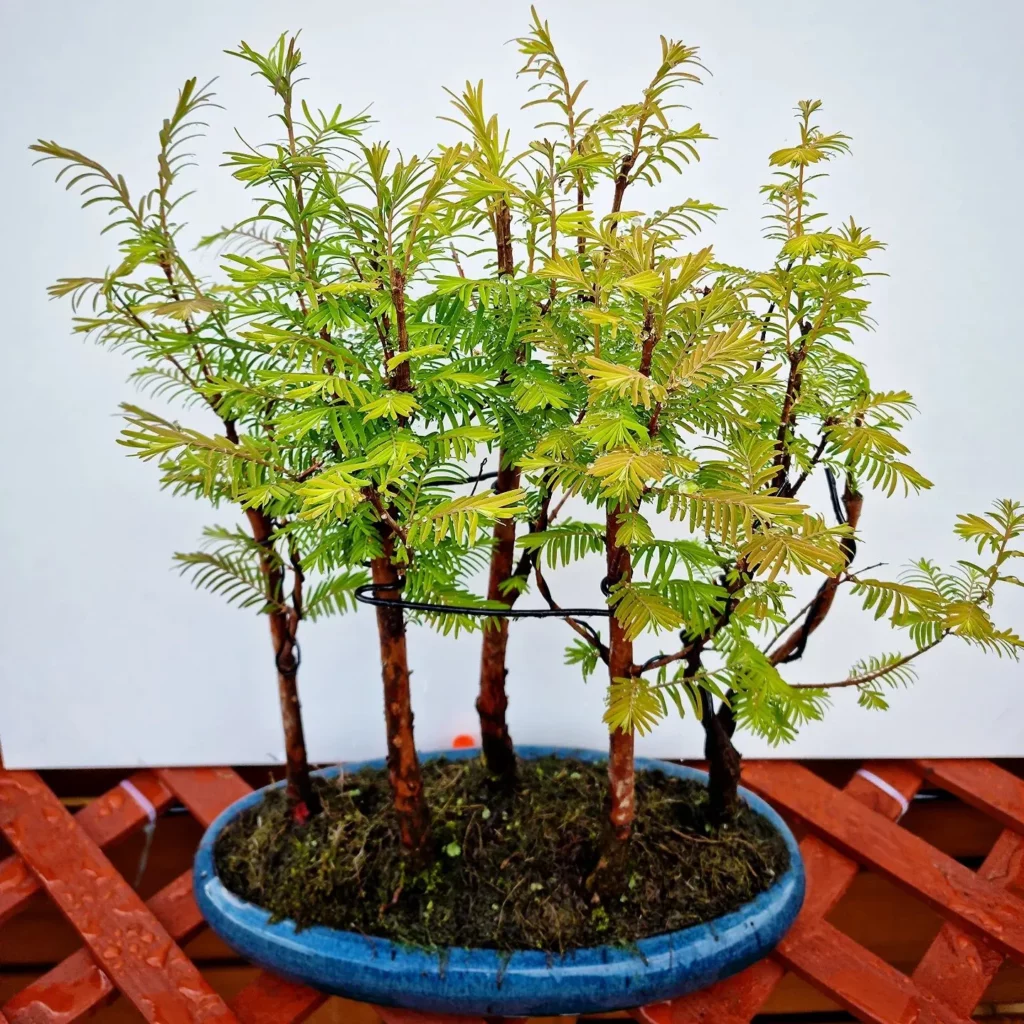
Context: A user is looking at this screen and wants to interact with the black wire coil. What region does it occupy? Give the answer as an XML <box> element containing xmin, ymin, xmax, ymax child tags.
<box><xmin>353</xmin><ymin>580</ymin><xmax>612</xmax><ymax>619</ymax></box>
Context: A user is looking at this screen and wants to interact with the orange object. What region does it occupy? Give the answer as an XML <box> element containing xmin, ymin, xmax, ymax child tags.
<box><xmin>451</xmin><ymin>734</ymin><xmax>476</xmax><ymax>749</ymax></box>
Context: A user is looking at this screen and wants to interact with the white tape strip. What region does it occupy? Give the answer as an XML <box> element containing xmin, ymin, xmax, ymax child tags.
<box><xmin>120</xmin><ymin>778</ymin><xmax>158</xmax><ymax>886</ymax></box>
<box><xmin>855</xmin><ymin>768</ymin><xmax>910</xmax><ymax>819</ymax></box>
<box><xmin>120</xmin><ymin>778</ymin><xmax>158</xmax><ymax>824</ymax></box>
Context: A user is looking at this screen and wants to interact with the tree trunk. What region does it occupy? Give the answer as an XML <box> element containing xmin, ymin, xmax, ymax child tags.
<box><xmin>477</xmin><ymin>463</ymin><xmax>520</xmax><ymax>780</ymax></box>
<box><xmin>371</xmin><ymin>529</ymin><xmax>433</xmax><ymax>867</ymax></box>
<box><xmin>495</xmin><ymin>199</ymin><xmax>514</xmax><ymax>278</ymax></box>
<box><xmin>588</xmin><ymin>505</ymin><xmax>635</xmax><ymax>897</ymax></box>
<box><xmin>244</xmin><ymin>507</ymin><xmax>318</xmax><ymax>823</ymax></box>
<box><xmin>475</xmin><ymin>204</ymin><xmax>519</xmax><ymax>779</ymax></box>
<box><xmin>274</xmin><ymin>639</ymin><xmax>318</xmax><ymax>822</ymax></box>
<box><xmin>701</xmin><ymin>687</ymin><xmax>741</xmax><ymax>825</ymax></box>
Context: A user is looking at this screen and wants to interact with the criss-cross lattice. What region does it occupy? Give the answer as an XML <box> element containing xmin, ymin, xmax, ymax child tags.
<box><xmin>1</xmin><ymin>758</ymin><xmax>1022</xmax><ymax>1024</ymax></box>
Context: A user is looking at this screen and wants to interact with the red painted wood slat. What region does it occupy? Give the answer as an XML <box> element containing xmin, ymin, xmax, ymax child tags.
<box><xmin>0</xmin><ymin>770</ymin><xmax>237</xmax><ymax>1024</ymax></box>
<box><xmin>0</xmin><ymin>769</ymin><xmax>173</xmax><ymax>926</ymax></box>
<box><xmin>228</xmin><ymin>974</ymin><xmax>326</xmax><ymax>1024</ymax></box>
<box><xmin>374</xmin><ymin>1009</ymin><xmax>489</xmax><ymax>1024</ymax></box>
<box><xmin>6</xmin><ymin>758</ymin><xmax>1017</xmax><ymax>1024</ymax></box>
<box><xmin>912</xmin><ymin>827</ymin><xmax>1024</xmax><ymax>1015</ymax></box>
<box><xmin>775</xmin><ymin>914</ymin><xmax>971</xmax><ymax>1024</ymax></box>
<box><xmin>159</xmin><ymin>768</ymin><xmax>330</xmax><ymax>1024</ymax></box>
<box><xmin>740</xmin><ymin>761</ymin><xmax>1024</xmax><ymax>964</ymax></box>
<box><xmin>636</xmin><ymin>763</ymin><xmax>924</xmax><ymax>1024</ymax></box>
<box><xmin>2</xmin><ymin>872</ymin><xmax>203</xmax><ymax>1024</ymax></box>
<box><xmin>156</xmin><ymin>768</ymin><xmax>254</xmax><ymax>830</ymax></box>
<box><xmin>915</xmin><ymin>759</ymin><xmax>1024</xmax><ymax>834</ymax></box>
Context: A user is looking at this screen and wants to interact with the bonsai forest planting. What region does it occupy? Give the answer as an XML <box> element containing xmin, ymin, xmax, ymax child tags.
<box><xmin>39</xmin><ymin>11</ymin><xmax>1023</xmax><ymax>964</ymax></box>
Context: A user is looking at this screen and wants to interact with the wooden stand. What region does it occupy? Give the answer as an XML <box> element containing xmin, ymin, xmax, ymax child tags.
<box><xmin>1</xmin><ymin>759</ymin><xmax>1022</xmax><ymax>1024</ymax></box>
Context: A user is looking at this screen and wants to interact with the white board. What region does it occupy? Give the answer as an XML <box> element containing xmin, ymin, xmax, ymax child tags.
<box><xmin>1</xmin><ymin>0</ymin><xmax>1022</xmax><ymax>768</ymax></box>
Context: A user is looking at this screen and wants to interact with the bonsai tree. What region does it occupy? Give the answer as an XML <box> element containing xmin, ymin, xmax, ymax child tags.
<box><xmin>33</xmin><ymin>68</ymin><xmax>377</xmax><ymax>823</ymax></box>
<box><xmin>432</xmin><ymin>11</ymin><xmax>708</xmax><ymax>784</ymax></box>
<box><xmin>210</xmin><ymin>38</ymin><xmax>526</xmax><ymax>866</ymax></box>
<box><xmin>513</xmin><ymin>94</ymin><xmax>1023</xmax><ymax>888</ymax></box>
<box><xmin>37</xmin><ymin>19</ymin><xmax>1021</xmax><ymax>908</ymax></box>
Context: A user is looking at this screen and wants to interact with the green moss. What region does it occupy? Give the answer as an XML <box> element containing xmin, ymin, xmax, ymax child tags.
<box><xmin>214</xmin><ymin>756</ymin><xmax>788</xmax><ymax>954</ymax></box>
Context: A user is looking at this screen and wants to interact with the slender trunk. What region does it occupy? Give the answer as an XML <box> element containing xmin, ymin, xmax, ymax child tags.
<box><xmin>477</xmin><ymin>460</ymin><xmax>520</xmax><ymax>780</ymax></box>
<box><xmin>371</xmin><ymin>528</ymin><xmax>433</xmax><ymax>867</ymax></box>
<box><xmin>605</xmin><ymin>506</ymin><xmax>636</xmax><ymax>840</ymax></box>
<box><xmin>274</xmin><ymin>636</ymin><xmax>317</xmax><ymax>822</ymax></box>
<box><xmin>495</xmin><ymin>199</ymin><xmax>514</xmax><ymax>278</ymax></box>
<box><xmin>700</xmin><ymin>685</ymin><xmax>742</xmax><ymax>825</ymax></box>
<box><xmin>389</xmin><ymin>269</ymin><xmax>412</xmax><ymax>393</ymax></box>
<box><xmin>588</xmin><ymin>506</ymin><xmax>635</xmax><ymax>897</ymax></box>
<box><xmin>608</xmin><ymin>153</ymin><xmax>635</xmax><ymax>235</ymax></box>
<box><xmin>244</xmin><ymin>507</ymin><xmax>318</xmax><ymax>822</ymax></box>
<box><xmin>475</xmin><ymin>198</ymin><xmax>519</xmax><ymax>779</ymax></box>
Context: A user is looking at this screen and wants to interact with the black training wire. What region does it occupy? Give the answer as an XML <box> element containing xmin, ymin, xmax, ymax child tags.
<box><xmin>354</xmin><ymin>580</ymin><xmax>612</xmax><ymax>619</ymax></box>
<box><xmin>825</xmin><ymin>467</ymin><xmax>846</xmax><ymax>526</ymax></box>
<box><xmin>355</xmin><ymin>472</ymin><xmax>850</xmax><ymax>649</ymax></box>
<box><xmin>423</xmin><ymin>469</ymin><xmax>500</xmax><ymax>488</ymax></box>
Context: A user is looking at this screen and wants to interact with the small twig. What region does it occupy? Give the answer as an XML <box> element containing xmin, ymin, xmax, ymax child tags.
<box><xmin>364</xmin><ymin>489</ymin><xmax>409</xmax><ymax>547</ymax></box>
<box><xmin>788</xmin><ymin>430</ymin><xmax>830</xmax><ymax>497</ymax></box>
<box><xmin>533</xmin><ymin>562</ymin><xmax>611</xmax><ymax>662</ymax></box>
<box><xmin>547</xmin><ymin>489</ymin><xmax>571</xmax><ymax>524</ymax></box>
<box><xmin>789</xmin><ymin>636</ymin><xmax>946</xmax><ymax>689</ymax></box>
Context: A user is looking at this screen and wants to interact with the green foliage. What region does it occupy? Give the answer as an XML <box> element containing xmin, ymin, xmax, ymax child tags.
<box><xmin>174</xmin><ymin>527</ymin><xmax>277</xmax><ymax>612</ymax></box>
<box><xmin>41</xmin><ymin>13</ymin><xmax>1021</xmax><ymax>770</ymax></box>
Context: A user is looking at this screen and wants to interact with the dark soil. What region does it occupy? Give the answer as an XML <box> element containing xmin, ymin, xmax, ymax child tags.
<box><xmin>215</xmin><ymin>755</ymin><xmax>788</xmax><ymax>954</ymax></box>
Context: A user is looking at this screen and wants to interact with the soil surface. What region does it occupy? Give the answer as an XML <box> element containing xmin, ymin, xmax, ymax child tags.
<box><xmin>215</xmin><ymin>755</ymin><xmax>789</xmax><ymax>954</ymax></box>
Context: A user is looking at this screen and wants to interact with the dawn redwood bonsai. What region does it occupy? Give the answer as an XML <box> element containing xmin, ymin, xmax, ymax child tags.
<box><xmin>37</xmin><ymin>17</ymin><xmax>1023</xmax><ymax>957</ymax></box>
<box><xmin>34</xmin><ymin>65</ymin><xmax>377</xmax><ymax>823</ymax></box>
<box><xmin>514</xmin><ymin>90</ymin><xmax>1024</xmax><ymax>886</ymax></box>
<box><xmin>443</xmin><ymin>10</ymin><xmax>711</xmax><ymax>785</ymax></box>
<box><xmin>432</xmin><ymin>10</ymin><xmax>1023</xmax><ymax>892</ymax></box>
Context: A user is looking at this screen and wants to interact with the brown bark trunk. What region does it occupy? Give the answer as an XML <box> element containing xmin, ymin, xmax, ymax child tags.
<box><xmin>389</xmin><ymin>269</ymin><xmax>412</xmax><ymax>394</ymax></box>
<box><xmin>701</xmin><ymin>686</ymin><xmax>742</xmax><ymax>825</ymax></box>
<box><xmin>274</xmin><ymin>647</ymin><xmax>317</xmax><ymax>822</ymax></box>
<box><xmin>244</xmin><ymin>507</ymin><xmax>318</xmax><ymax>822</ymax></box>
<box><xmin>477</xmin><ymin>460</ymin><xmax>521</xmax><ymax>781</ymax></box>
<box><xmin>474</xmin><ymin>201</ymin><xmax>518</xmax><ymax>778</ymax></box>
<box><xmin>605</xmin><ymin>505</ymin><xmax>636</xmax><ymax>841</ymax></box>
<box><xmin>772</xmin><ymin>321</ymin><xmax>812</xmax><ymax>494</ymax></box>
<box><xmin>495</xmin><ymin>199</ymin><xmax>514</xmax><ymax>278</ymax></box>
<box><xmin>588</xmin><ymin>506</ymin><xmax>635</xmax><ymax>897</ymax></box>
<box><xmin>371</xmin><ymin>530</ymin><xmax>433</xmax><ymax>867</ymax></box>
<box><xmin>608</xmin><ymin>153</ymin><xmax>635</xmax><ymax>234</ymax></box>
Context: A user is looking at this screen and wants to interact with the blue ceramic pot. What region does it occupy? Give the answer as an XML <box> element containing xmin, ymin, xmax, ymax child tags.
<box><xmin>194</xmin><ymin>746</ymin><xmax>804</xmax><ymax>1017</ymax></box>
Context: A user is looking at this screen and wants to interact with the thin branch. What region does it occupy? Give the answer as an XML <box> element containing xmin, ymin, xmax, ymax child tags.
<box><xmin>789</xmin><ymin>635</ymin><xmax>947</xmax><ymax>690</ymax></box>
<box><xmin>534</xmin><ymin>561</ymin><xmax>609</xmax><ymax>663</ymax></box>
<box><xmin>294</xmin><ymin>460</ymin><xmax>324</xmax><ymax>483</ymax></box>
<box><xmin>634</xmin><ymin>642</ymin><xmax>696</xmax><ymax>676</ymax></box>
<box><xmin>761</xmin><ymin>561</ymin><xmax>885</xmax><ymax>657</ymax></box>
<box><xmin>769</xmin><ymin>483</ymin><xmax>863</xmax><ymax>665</ymax></box>
<box><xmin>787</xmin><ymin>429</ymin><xmax>829</xmax><ymax>497</ymax></box>
<box><xmin>547</xmin><ymin>488</ymin><xmax>571</xmax><ymax>525</ymax></box>
<box><xmin>364</xmin><ymin>488</ymin><xmax>409</xmax><ymax>547</ymax></box>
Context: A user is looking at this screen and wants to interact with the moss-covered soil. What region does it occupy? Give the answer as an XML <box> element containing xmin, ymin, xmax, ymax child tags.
<box><xmin>215</xmin><ymin>755</ymin><xmax>788</xmax><ymax>954</ymax></box>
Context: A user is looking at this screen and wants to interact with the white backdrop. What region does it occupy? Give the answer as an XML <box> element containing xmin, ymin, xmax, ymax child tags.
<box><xmin>1</xmin><ymin>0</ymin><xmax>1022</xmax><ymax>769</ymax></box>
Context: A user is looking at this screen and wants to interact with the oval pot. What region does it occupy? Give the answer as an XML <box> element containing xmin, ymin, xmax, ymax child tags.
<box><xmin>194</xmin><ymin>746</ymin><xmax>804</xmax><ymax>1017</ymax></box>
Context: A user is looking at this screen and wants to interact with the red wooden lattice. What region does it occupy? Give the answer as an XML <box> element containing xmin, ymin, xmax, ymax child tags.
<box><xmin>1</xmin><ymin>758</ymin><xmax>1022</xmax><ymax>1024</ymax></box>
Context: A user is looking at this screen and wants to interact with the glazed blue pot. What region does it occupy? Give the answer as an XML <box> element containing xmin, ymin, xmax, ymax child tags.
<box><xmin>194</xmin><ymin>746</ymin><xmax>804</xmax><ymax>1017</ymax></box>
